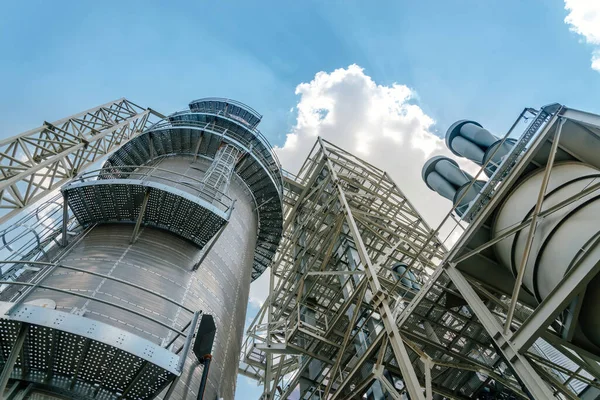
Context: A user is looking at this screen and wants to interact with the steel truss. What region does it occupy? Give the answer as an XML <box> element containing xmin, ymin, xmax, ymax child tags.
<box><xmin>398</xmin><ymin>105</ymin><xmax>600</xmax><ymax>399</ymax></box>
<box><xmin>243</xmin><ymin>104</ymin><xmax>600</xmax><ymax>399</ymax></box>
<box><xmin>413</xmin><ymin>105</ymin><xmax>600</xmax><ymax>399</ymax></box>
<box><xmin>240</xmin><ymin>137</ymin><xmax>471</xmax><ymax>399</ymax></box>
<box><xmin>0</xmin><ymin>98</ymin><xmax>163</xmax><ymax>224</ymax></box>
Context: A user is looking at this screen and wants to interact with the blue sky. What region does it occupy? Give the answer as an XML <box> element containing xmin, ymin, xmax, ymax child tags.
<box><xmin>1</xmin><ymin>1</ymin><xmax>599</xmax><ymax>398</ymax></box>
<box><xmin>2</xmin><ymin>0</ymin><xmax>599</xmax><ymax>139</ymax></box>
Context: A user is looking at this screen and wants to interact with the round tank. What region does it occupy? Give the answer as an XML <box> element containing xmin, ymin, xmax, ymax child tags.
<box><xmin>27</xmin><ymin>156</ymin><xmax>257</xmax><ymax>399</ymax></box>
<box><xmin>492</xmin><ymin>162</ymin><xmax>600</xmax><ymax>347</ymax></box>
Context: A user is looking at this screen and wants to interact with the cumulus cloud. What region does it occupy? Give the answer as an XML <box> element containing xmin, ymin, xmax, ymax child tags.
<box><xmin>564</xmin><ymin>0</ymin><xmax>600</xmax><ymax>71</ymax></box>
<box><xmin>249</xmin><ymin>65</ymin><xmax>474</xmax><ymax>307</ymax></box>
<box><xmin>275</xmin><ymin>64</ymin><xmax>472</xmax><ymax>226</ymax></box>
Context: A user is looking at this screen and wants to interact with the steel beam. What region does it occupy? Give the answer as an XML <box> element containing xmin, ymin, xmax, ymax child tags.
<box><xmin>0</xmin><ymin>323</ymin><xmax>29</xmax><ymax>395</ymax></box>
<box><xmin>446</xmin><ymin>266</ymin><xmax>555</xmax><ymax>399</ymax></box>
<box><xmin>511</xmin><ymin>235</ymin><xmax>600</xmax><ymax>351</ymax></box>
<box><xmin>504</xmin><ymin>118</ymin><xmax>564</xmax><ymax>334</ymax></box>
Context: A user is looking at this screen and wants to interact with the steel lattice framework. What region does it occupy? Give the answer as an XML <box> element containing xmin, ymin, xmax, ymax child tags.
<box><xmin>0</xmin><ymin>98</ymin><xmax>163</xmax><ymax>224</ymax></box>
<box><xmin>240</xmin><ymin>138</ymin><xmax>451</xmax><ymax>399</ymax></box>
<box><xmin>242</xmin><ymin>105</ymin><xmax>600</xmax><ymax>400</ymax></box>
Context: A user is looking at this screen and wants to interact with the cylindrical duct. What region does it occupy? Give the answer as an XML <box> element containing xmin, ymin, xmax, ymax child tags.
<box><xmin>446</xmin><ymin>120</ymin><xmax>516</xmax><ymax>176</ymax></box>
<box><xmin>422</xmin><ymin>156</ymin><xmax>485</xmax><ymax>216</ymax></box>
<box><xmin>392</xmin><ymin>262</ymin><xmax>421</xmax><ymax>292</ymax></box>
<box><xmin>492</xmin><ymin>162</ymin><xmax>600</xmax><ymax>348</ymax></box>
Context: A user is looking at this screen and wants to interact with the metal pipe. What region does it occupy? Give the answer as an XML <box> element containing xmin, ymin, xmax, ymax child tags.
<box><xmin>164</xmin><ymin>319</ymin><xmax>193</xmax><ymax>349</ymax></box>
<box><xmin>197</xmin><ymin>355</ymin><xmax>212</xmax><ymax>400</ymax></box>
<box><xmin>178</xmin><ymin>311</ymin><xmax>200</xmax><ymax>372</ymax></box>
<box><xmin>61</xmin><ymin>191</ymin><xmax>68</xmax><ymax>246</ymax></box>
<box><xmin>130</xmin><ymin>189</ymin><xmax>150</xmax><ymax>244</ymax></box>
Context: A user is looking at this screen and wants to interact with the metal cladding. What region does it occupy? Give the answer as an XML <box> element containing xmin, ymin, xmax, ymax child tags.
<box><xmin>421</xmin><ymin>155</ymin><xmax>484</xmax><ymax>216</ymax></box>
<box><xmin>104</xmin><ymin>98</ymin><xmax>284</xmax><ymax>280</ymax></box>
<box><xmin>0</xmin><ymin>98</ymin><xmax>283</xmax><ymax>399</ymax></box>
<box><xmin>493</xmin><ymin>161</ymin><xmax>600</xmax><ymax>348</ymax></box>
<box><xmin>446</xmin><ymin>119</ymin><xmax>516</xmax><ymax>176</ymax></box>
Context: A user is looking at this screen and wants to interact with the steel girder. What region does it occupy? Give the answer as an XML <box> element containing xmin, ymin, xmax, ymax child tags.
<box><xmin>0</xmin><ymin>98</ymin><xmax>162</xmax><ymax>224</ymax></box>
<box><xmin>241</xmin><ymin>138</ymin><xmax>446</xmax><ymax>399</ymax></box>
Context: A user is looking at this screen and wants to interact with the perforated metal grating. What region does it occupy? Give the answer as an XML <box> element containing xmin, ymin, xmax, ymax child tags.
<box><xmin>0</xmin><ymin>312</ymin><xmax>176</xmax><ymax>400</ymax></box>
<box><xmin>63</xmin><ymin>180</ymin><xmax>227</xmax><ymax>249</ymax></box>
<box><xmin>104</xmin><ymin>112</ymin><xmax>283</xmax><ymax>280</ymax></box>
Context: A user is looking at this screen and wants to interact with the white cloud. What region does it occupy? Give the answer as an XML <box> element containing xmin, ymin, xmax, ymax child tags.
<box><xmin>248</xmin><ymin>277</ymin><xmax>268</xmax><ymax>307</ymax></box>
<box><xmin>564</xmin><ymin>0</ymin><xmax>600</xmax><ymax>71</ymax></box>
<box><xmin>276</xmin><ymin>64</ymin><xmax>471</xmax><ymax>226</ymax></box>
<box><xmin>249</xmin><ymin>64</ymin><xmax>474</xmax><ymax>307</ymax></box>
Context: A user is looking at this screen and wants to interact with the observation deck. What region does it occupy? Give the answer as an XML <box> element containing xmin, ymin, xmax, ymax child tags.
<box><xmin>93</xmin><ymin>98</ymin><xmax>284</xmax><ymax>279</ymax></box>
<box><xmin>63</xmin><ymin>166</ymin><xmax>232</xmax><ymax>249</ymax></box>
<box><xmin>0</xmin><ymin>300</ymin><xmax>182</xmax><ymax>400</ymax></box>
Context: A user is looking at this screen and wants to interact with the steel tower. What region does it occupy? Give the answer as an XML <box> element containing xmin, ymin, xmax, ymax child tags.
<box><xmin>240</xmin><ymin>138</ymin><xmax>445</xmax><ymax>399</ymax></box>
<box><xmin>0</xmin><ymin>98</ymin><xmax>283</xmax><ymax>399</ymax></box>
<box><xmin>243</xmin><ymin>105</ymin><xmax>600</xmax><ymax>399</ymax></box>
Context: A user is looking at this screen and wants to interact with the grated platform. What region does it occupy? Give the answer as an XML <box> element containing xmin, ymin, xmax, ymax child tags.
<box><xmin>63</xmin><ymin>179</ymin><xmax>228</xmax><ymax>249</ymax></box>
<box><xmin>0</xmin><ymin>302</ymin><xmax>179</xmax><ymax>400</ymax></box>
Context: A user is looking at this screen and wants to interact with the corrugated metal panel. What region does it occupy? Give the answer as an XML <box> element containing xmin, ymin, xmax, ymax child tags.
<box><xmin>23</xmin><ymin>173</ymin><xmax>257</xmax><ymax>399</ymax></box>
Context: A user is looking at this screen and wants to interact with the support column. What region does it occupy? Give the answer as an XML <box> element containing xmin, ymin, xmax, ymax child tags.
<box><xmin>0</xmin><ymin>323</ymin><xmax>29</xmax><ymax>395</ymax></box>
<box><xmin>446</xmin><ymin>266</ymin><xmax>555</xmax><ymax>399</ymax></box>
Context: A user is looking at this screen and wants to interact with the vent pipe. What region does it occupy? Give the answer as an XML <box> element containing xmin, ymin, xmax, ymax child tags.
<box><xmin>422</xmin><ymin>156</ymin><xmax>484</xmax><ymax>216</ymax></box>
<box><xmin>446</xmin><ymin>120</ymin><xmax>516</xmax><ymax>176</ymax></box>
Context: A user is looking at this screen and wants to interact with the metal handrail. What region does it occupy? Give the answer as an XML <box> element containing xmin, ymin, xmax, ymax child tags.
<box><xmin>460</xmin><ymin>107</ymin><xmax>557</xmax><ymax>222</ymax></box>
<box><xmin>71</xmin><ymin>165</ymin><xmax>235</xmax><ymax>213</ymax></box>
<box><xmin>189</xmin><ymin>97</ymin><xmax>263</xmax><ymax>119</ymax></box>
<box><xmin>1</xmin><ymin>279</ymin><xmax>189</xmax><ymax>337</ymax></box>
<box><xmin>1</xmin><ymin>259</ymin><xmax>195</xmax><ymax>343</ymax></box>
<box><xmin>148</xmin><ymin>118</ymin><xmax>284</xmax><ymax>195</ymax></box>
<box><xmin>168</xmin><ymin>110</ymin><xmax>282</xmax><ymax>169</ymax></box>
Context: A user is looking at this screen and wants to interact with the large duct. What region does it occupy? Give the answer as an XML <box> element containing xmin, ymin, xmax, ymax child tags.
<box><xmin>446</xmin><ymin>120</ymin><xmax>516</xmax><ymax>176</ymax></box>
<box><xmin>492</xmin><ymin>162</ymin><xmax>600</xmax><ymax>349</ymax></box>
<box><xmin>422</xmin><ymin>155</ymin><xmax>485</xmax><ymax>216</ymax></box>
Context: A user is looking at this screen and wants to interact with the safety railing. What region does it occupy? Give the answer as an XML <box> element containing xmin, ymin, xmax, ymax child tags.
<box><xmin>162</xmin><ymin>113</ymin><xmax>284</xmax><ymax>194</ymax></box>
<box><xmin>0</xmin><ymin>194</ymin><xmax>65</xmax><ymax>266</ymax></box>
<box><xmin>0</xmin><ymin>259</ymin><xmax>197</xmax><ymax>349</ymax></box>
<box><xmin>189</xmin><ymin>97</ymin><xmax>263</xmax><ymax>119</ymax></box>
<box><xmin>71</xmin><ymin>165</ymin><xmax>235</xmax><ymax>214</ymax></box>
<box><xmin>461</xmin><ymin>105</ymin><xmax>559</xmax><ymax>222</ymax></box>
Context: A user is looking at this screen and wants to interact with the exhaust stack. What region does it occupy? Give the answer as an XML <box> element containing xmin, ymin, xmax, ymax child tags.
<box><xmin>422</xmin><ymin>155</ymin><xmax>484</xmax><ymax>216</ymax></box>
<box><xmin>446</xmin><ymin>120</ymin><xmax>515</xmax><ymax>176</ymax></box>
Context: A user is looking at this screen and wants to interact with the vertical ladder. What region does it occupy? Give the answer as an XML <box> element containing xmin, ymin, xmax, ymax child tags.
<box><xmin>201</xmin><ymin>144</ymin><xmax>240</xmax><ymax>203</ymax></box>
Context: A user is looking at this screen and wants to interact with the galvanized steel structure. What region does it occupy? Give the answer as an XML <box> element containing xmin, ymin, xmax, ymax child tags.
<box><xmin>0</xmin><ymin>98</ymin><xmax>283</xmax><ymax>399</ymax></box>
<box><xmin>240</xmin><ymin>138</ymin><xmax>447</xmax><ymax>399</ymax></box>
<box><xmin>242</xmin><ymin>105</ymin><xmax>600</xmax><ymax>399</ymax></box>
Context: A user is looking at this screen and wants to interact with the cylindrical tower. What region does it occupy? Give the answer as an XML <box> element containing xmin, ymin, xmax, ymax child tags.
<box><xmin>0</xmin><ymin>98</ymin><xmax>283</xmax><ymax>399</ymax></box>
